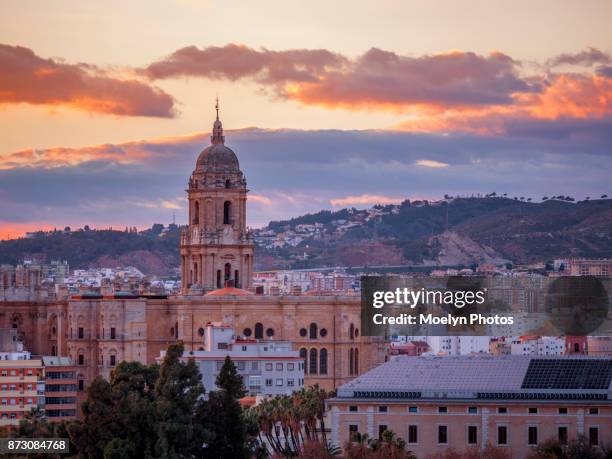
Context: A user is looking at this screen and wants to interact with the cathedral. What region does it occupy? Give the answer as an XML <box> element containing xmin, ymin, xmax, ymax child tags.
<box><xmin>0</xmin><ymin>106</ymin><xmax>387</xmax><ymax>398</ymax></box>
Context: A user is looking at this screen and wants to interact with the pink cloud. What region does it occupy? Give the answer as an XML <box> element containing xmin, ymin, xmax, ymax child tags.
<box><xmin>0</xmin><ymin>44</ymin><xmax>175</xmax><ymax>117</ymax></box>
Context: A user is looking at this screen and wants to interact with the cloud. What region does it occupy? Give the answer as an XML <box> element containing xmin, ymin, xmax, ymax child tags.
<box><xmin>0</xmin><ymin>44</ymin><xmax>175</xmax><ymax>117</ymax></box>
<box><xmin>146</xmin><ymin>44</ymin><xmax>535</xmax><ymax>111</ymax></box>
<box><xmin>145</xmin><ymin>43</ymin><xmax>347</xmax><ymax>84</ymax></box>
<box><xmin>330</xmin><ymin>194</ymin><xmax>404</xmax><ymax>207</ymax></box>
<box><xmin>416</xmin><ymin>159</ymin><xmax>449</xmax><ymax>168</ymax></box>
<box><xmin>549</xmin><ymin>47</ymin><xmax>611</xmax><ymax>67</ymax></box>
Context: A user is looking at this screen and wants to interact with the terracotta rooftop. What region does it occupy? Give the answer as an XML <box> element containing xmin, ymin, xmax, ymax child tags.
<box><xmin>206</xmin><ymin>286</ymin><xmax>251</xmax><ymax>296</ymax></box>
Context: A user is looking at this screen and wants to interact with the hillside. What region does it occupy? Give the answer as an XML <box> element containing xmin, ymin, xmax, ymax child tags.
<box><xmin>1</xmin><ymin>197</ymin><xmax>611</xmax><ymax>275</ymax></box>
<box><xmin>253</xmin><ymin>197</ymin><xmax>612</xmax><ymax>270</ymax></box>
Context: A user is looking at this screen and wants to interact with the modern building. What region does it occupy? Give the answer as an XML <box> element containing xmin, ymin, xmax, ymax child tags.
<box><xmin>42</xmin><ymin>356</ymin><xmax>78</xmax><ymax>421</ymax></box>
<box><xmin>510</xmin><ymin>336</ymin><xmax>565</xmax><ymax>356</ymax></box>
<box><xmin>328</xmin><ymin>355</ymin><xmax>611</xmax><ymax>457</ymax></box>
<box><xmin>0</xmin><ymin>356</ymin><xmax>42</xmax><ymax>426</ymax></box>
<box><xmin>160</xmin><ymin>322</ymin><xmax>305</xmax><ymax>397</ymax></box>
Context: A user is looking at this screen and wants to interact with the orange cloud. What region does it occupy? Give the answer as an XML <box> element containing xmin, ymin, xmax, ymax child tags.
<box><xmin>0</xmin><ymin>44</ymin><xmax>175</xmax><ymax>117</ymax></box>
<box><xmin>416</xmin><ymin>159</ymin><xmax>449</xmax><ymax>168</ymax></box>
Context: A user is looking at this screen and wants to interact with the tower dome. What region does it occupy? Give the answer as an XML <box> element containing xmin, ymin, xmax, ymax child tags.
<box><xmin>195</xmin><ymin>97</ymin><xmax>240</xmax><ymax>173</ymax></box>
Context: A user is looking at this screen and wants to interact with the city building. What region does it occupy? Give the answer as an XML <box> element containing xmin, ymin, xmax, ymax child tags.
<box><xmin>328</xmin><ymin>355</ymin><xmax>611</xmax><ymax>457</ymax></box>
<box><xmin>510</xmin><ymin>336</ymin><xmax>565</xmax><ymax>356</ymax></box>
<box><xmin>42</xmin><ymin>356</ymin><xmax>78</xmax><ymax>421</ymax></box>
<box><xmin>159</xmin><ymin>322</ymin><xmax>305</xmax><ymax>397</ymax></box>
<box><xmin>563</xmin><ymin>258</ymin><xmax>612</xmax><ymax>276</ymax></box>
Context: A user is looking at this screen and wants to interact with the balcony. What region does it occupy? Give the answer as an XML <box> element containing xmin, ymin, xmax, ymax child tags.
<box><xmin>180</xmin><ymin>227</ymin><xmax>252</xmax><ymax>246</ymax></box>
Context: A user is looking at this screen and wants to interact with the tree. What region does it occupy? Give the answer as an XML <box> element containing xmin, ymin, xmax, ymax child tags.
<box><xmin>153</xmin><ymin>341</ymin><xmax>204</xmax><ymax>458</ymax></box>
<box><xmin>200</xmin><ymin>356</ymin><xmax>248</xmax><ymax>458</ymax></box>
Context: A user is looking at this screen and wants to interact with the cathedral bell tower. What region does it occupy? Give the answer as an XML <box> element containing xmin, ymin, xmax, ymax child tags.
<box><xmin>180</xmin><ymin>100</ymin><xmax>254</xmax><ymax>293</ymax></box>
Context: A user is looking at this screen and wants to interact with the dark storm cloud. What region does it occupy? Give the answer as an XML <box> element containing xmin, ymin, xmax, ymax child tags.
<box><xmin>1</xmin><ymin>126</ymin><xmax>611</xmax><ymax>230</ymax></box>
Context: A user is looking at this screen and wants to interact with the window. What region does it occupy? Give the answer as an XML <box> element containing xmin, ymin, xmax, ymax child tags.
<box><xmin>558</xmin><ymin>407</ymin><xmax>567</xmax><ymax>415</ymax></box>
<box><xmin>409</xmin><ymin>406</ymin><xmax>418</xmax><ymax>413</ymax></box>
<box><xmin>378</xmin><ymin>425</ymin><xmax>388</xmax><ymax>440</ymax></box>
<box><xmin>287</xmin><ymin>379</ymin><xmax>294</xmax><ymax>387</ymax></box>
<box><xmin>299</xmin><ymin>348</ymin><xmax>307</xmax><ymax>374</ymax></box>
<box><xmin>528</xmin><ymin>426</ymin><xmax>538</xmax><ymax>446</ymax></box>
<box><xmin>468</xmin><ymin>406</ymin><xmax>477</xmax><ymax>414</ymax></box>
<box><xmin>319</xmin><ymin>348</ymin><xmax>328</xmax><ymax>375</ymax></box>
<box><xmin>287</xmin><ymin>363</ymin><xmax>294</xmax><ymax>371</ymax></box>
<box><xmin>438</xmin><ymin>406</ymin><xmax>447</xmax><ymax>413</ymax></box>
<box><xmin>276</xmin><ymin>363</ymin><xmax>283</xmax><ymax>371</ymax></box>
<box><xmin>349</xmin><ymin>323</ymin><xmax>355</xmax><ymax>340</ymax></box>
<box><xmin>309</xmin><ymin>323</ymin><xmax>318</xmax><ymax>339</ymax></box>
<box><xmin>349</xmin><ymin>348</ymin><xmax>354</xmax><ymax>375</ymax></box>
<box><xmin>408</xmin><ymin>425</ymin><xmax>418</xmax><ymax>444</ymax></box>
<box><xmin>320</xmin><ymin>328</ymin><xmax>327</xmax><ymax>337</ymax></box>
<box><xmin>255</xmin><ymin>323</ymin><xmax>263</xmax><ymax>339</ymax></box>
<box><xmin>309</xmin><ymin>348</ymin><xmax>317</xmax><ymax>374</ymax></box>
<box><xmin>241</xmin><ymin>346</ymin><xmax>247</xmax><ymax>352</ymax></box>
<box><xmin>528</xmin><ymin>407</ymin><xmax>538</xmax><ymax>414</ymax></box>
<box><xmin>299</xmin><ymin>328</ymin><xmax>307</xmax><ymax>337</ymax></box>
<box><xmin>216</xmin><ymin>361</ymin><xmax>224</xmax><ymax>370</ymax></box>
<box><xmin>237</xmin><ymin>361</ymin><xmax>245</xmax><ymax>371</ymax></box>
<box><xmin>468</xmin><ymin>425</ymin><xmax>478</xmax><ymax>445</ymax></box>
<box><xmin>378</xmin><ymin>406</ymin><xmax>388</xmax><ymax>413</ymax></box>
<box><xmin>497</xmin><ymin>425</ymin><xmax>507</xmax><ymax>445</ymax></box>
<box><xmin>110</xmin><ymin>355</ymin><xmax>116</xmax><ymax>367</ymax></box>
<box><xmin>558</xmin><ymin>426</ymin><xmax>568</xmax><ymax>445</ymax></box>
<box><xmin>265</xmin><ymin>363</ymin><xmax>273</xmax><ymax>371</ymax></box>
<box><xmin>589</xmin><ymin>407</ymin><xmax>599</xmax><ymax>415</ymax></box>
<box><xmin>265</xmin><ymin>379</ymin><xmax>272</xmax><ymax>387</ymax></box>
<box><xmin>78</xmin><ymin>379</ymin><xmax>84</xmax><ymax>391</ymax></box>
<box><xmin>349</xmin><ymin>424</ymin><xmax>358</xmax><ymax>442</ymax></box>
<box><xmin>589</xmin><ymin>427</ymin><xmax>599</xmax><ymax>446</ymax></box>
<box><xmin>251</xmin><ymin>362</ymin><xmax>258</xmax><ymax>371</ymax></box>
<box><xmin>275</xmin><ymin>378</ymin><xmax>283</xmax><ymax>386</ymax></box>
<box><xmin>349</xmin><ymin>406</ymin><xmax>358</xmax><ymax>412</ymax></box>
<box><xmin>266</xmin><ymin>328</ymin><xmax>274</xmax><ymax>337</ymax></box>
<box><xmin>438</xmin><ymin>425</ymin><xmax>448</xmax><ymax>444</ymax></box>
<box><xmin>243</xmin><ymin>328</ymin><xmax>252</xmax><ymax>337</ymax></box>
<box><xmin>498</xmin><ymin>407</ymin><xmax>507</xmax><ymax>414</ymax></box>
<box><xmin>354</xmin><ymin>348</ymin><xmax>359</xmax><ymax>374</ymax></box>
<box><xmin>78</xmin><ymin>327</ymin><xmax>84</xmax><ymax>339</ymax></box>
<box><xmin>110</xmin><ymin>327</ymin><xmax>116</xmax><ymax>339</ymax></box>
<box><xmin>78</xmin><ymin>354</ymin><xmax>84</xmax><ymax>365</ymax></box>
<box><xmin>223</xmin><ymin>201</ymin><xmax>232</xmax><ymax>224</ymax></box>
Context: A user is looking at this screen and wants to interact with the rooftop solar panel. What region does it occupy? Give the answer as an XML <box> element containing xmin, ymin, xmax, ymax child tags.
<box><xmin>521</xmin><ymin>359</ymin><xmax>612</xmax><ymax>390</ymax></box>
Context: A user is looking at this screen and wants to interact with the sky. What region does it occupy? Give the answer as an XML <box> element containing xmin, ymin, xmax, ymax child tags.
<box><xmin>1</xmin><ymin>0</ymin><xmax>611</xmax><ymax>238</ymax></box>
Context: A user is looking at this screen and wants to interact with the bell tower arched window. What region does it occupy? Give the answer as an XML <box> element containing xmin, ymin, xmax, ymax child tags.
<box><xmin>224</xmin><ymin>263</ymin><xmax>231</xmax><ymax>283</ymax></box>
<box><xmin>193</xmin><ymin>200</ymin><xmax>199</xmax><ymax>225</ymax></box>
<box><xmin>225</xmin><ymin>179</ymin><xmax>231</xmax><ymax>189</ymax></box>
<box><xmin>223</xmin><ymin>201</ymin><xmax>232</xmax><ymax>224</ymax></box>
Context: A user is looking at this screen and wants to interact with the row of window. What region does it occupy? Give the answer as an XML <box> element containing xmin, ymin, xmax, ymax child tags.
<box><xmin>299</xmin><ymin>348</ymin><xmax>328</xmax><ymax>375</ymax></box>
<box><xmin>263</xmin><ymin>378</ymin><xmax>300</xmax><ymax>388</ymax></box>
<box><xmin>350</xmin><ymin>405</ymin><xmax>600</xmax><ymax>415</ymax></box>
<box><xmin>214</xmin><ymin>360</ymin><xmax>303</xmax><ymax>372</ymax></box>
<box><xmin>0</xmin><ymin>369</ymin><xmax>36</xmax><ymax>377</ymax></box>
<box><xmin>1</xmin><ymin>398</ymin><xmax>35</xmax><ymax>405</ymax></box>
<box><xmin>349</xmin><ymin>424</ymin><xmax>601</xmax><ymax>447</ymax></box>
<box><xmin>45</xmin><ymin>397</ymin><xmax>76</xmax><ymax>405</ymax></box>
<box><xmin>0</xmin><ymin>383</ymin><xmax>35</xmax><ymax>391</ymax></box>
<box><xmin>73</xmin><ymin>327</ymin><xmax>117</xmax><ymax>339</ymax></box>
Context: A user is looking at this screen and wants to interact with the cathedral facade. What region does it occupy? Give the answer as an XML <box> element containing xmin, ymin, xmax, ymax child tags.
<box><xmin>0</xmin><ymin>107</ymin><xmax>386</xmax><ymax>398</ymax></box>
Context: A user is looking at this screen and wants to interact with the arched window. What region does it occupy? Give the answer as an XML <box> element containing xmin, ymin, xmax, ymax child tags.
<box><xmin>309</xmin><ymin>323</ymin><xmax>318</xmax><ymax>339</ymax></box>
<box><xmin>309</xmin><ymin>348</ymin><xmax>318</xmax><ymax>374</ymax></box>
<box><xmin>223</xmin><ymin>201</ymin><xmax>232</xmax><ymax>224</ymax></box>
<box><xmin>300</xmin><ymin>348</ymin><xmax>308</xmax><ymax>374</ymax></box>
<box><xmin>354</xmin><ymin>348</ymin><xmax>359</xmax><ymax>374</ymax></box>
<box><xmin>234</xmin><ymin>270</ymin><xmax>239</xmax><ymax>288</ymax></box>
<box><xmin>193</xmin><ymin>200</ymin><xmax>199</xmax><ymax>224</ymax></box>
<box><xmin>78</xmin><ymin>350</ymin><xmax>85</xmax><ymax>366</ymax></box>
<box><xmin>224</xmin><ymin>263</ymin><xmax>231</xmax><ymax>283</ymax></box>
<box><xmin>51</xmin><ymin>345</ymin><xmax>56</xmax><ymax>356</ymax></box>
<box><xmin>216</xmin><ymin>270</ymin><xmax>221</xmax><ymax>288</ymax></box>
<box><xmin>255</xmin><ymin>323</ymin><xmax>264</xmax><ymax>340</ymax></box>
<box><xmin>349</xmin><ymin>323</ymin><xmax>355</xmax><ymax>340</ymax></box>
<box><xmin>320</xmin><ymin>348</ymin><xmax>328</xmax><ymax>375</ymax></box>
<box><xmin>194</xmin><ymin>263</ymin><xmax>198</xmax><ymax>285</ymax></box>
<box><xmin>225</xmin><ymin>179</ymin><xmax>231</xmax><ymax>189</ymax></box>
<box><xmin>574</xmin><ymin>343</ymin><xmax>580</xmax><ymax>353</ymax></box>
<box><xmin>349</xmin><ymin>349</ymin><xmax>354</xmax><ymax>375</ymax></box>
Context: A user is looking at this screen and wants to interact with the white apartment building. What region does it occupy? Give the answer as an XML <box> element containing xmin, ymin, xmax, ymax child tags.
<box><xmin>160</xmin><ymin>323</ymin><xmax>305</xmax><ymax>397</ymax></box>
